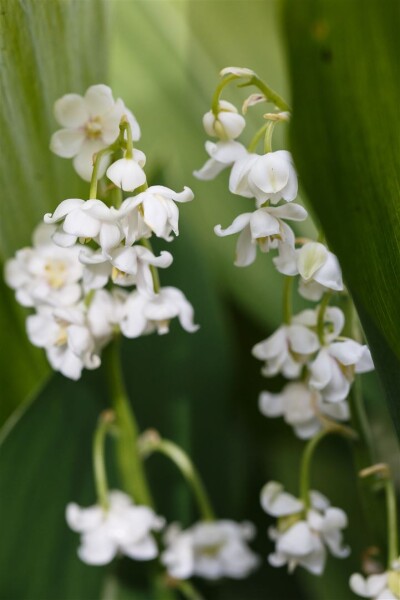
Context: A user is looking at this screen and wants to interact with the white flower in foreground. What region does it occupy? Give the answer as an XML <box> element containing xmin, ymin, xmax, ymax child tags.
<box><xmin>121</xmin><ymin>287</ymin><xmax>199</xmax><ymax>337</ymax></box>
<box><xmin>214</xmin><ymin>203</ymin><xmax>307</xmax><ymax>267</ymax></box>
<box><xmin>161</xmin><ymin>520</ymin><xmax>259</xmax><ymax>580</ymax></box>
<box><xmin>122</xmin><ymin>185</ymin><xmax>194</xmax><ymax>241</ymax></box>
<box><xmin>106</xmin><ymin>149</ymin><xmax>147</xmax><ymax>192</ymax></box>
<box><xmin>203</xmin><ymin>100</ymin><xmax>246</xmax><ymax>140</ymax></box>
<box><xmin>259</xmin><ymin>382</ymin><xmax>349</xmax><ymax>439</ymax></box>
<box><xmin>261</xmin><ymin>482</ymin><xmax>349</xmax><ymax>575</ymax></box>
<box><xmin>87</xmin><ymin>289</ymin><xmax>127</xmax><ymax>346</ymax></box>
<box><xmin>350</xmin><ymin>569</ymin><xmax>400</xmax><ymax>599</ymax></box>
<box><xmin>26</xmin><ymin>305</ymin><xmax>100</xmax><ymax>380</ymax></box>
<box><xmin>274</xmin><ymin>241</ymin><xmax>343</xmax><ymax>300</ymax></box>
<box><xmin>310</xmin><ymin>339</ymin><xmax>374</xmax><ymax>402</ymax></box>
<box><xmin>4</xmin><ymin>223</ymin><xmax>82</xmax><ymax>308</ymax></box>
<box><xmin>66</xmin><ymin>490</ymin><xmax>164</xmax><ymax>565</ymax></box>
<box><xmin>229</xmin><ymin>150</ymin><xmax>298</xmax><ymax>207</ymax></box>
<box><xmin>193</xmin><ymin>140</ymin><xmax>247</xmax><ymax>181</ymax></box>
<box><xmin>80</xmin><ymin>246</ymin><xmax>173</xmax><ymax>296</ymax></box>
<box><xmin>252</xmin><ymin>312</ymin><xmax>320</xmax><ymax>379</ymax></box>
<box><xmin>44</xmin><ymin>199</ymin><xmax>123</xmax><ymax>255</ymax></box>
<box><xmin>50</xmin><ymin>84</ymin><xmax>140</xmax><ymax>181</ymax></box>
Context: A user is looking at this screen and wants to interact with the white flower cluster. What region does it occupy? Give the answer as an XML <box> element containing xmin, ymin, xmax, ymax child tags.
<box><xmin>4</xmin><ymin>84</ymin><xmax>199</xmax><ymax>380</ymax></box>
<box><xmin>66</xmin><ymin>492</ymin><xmax>259</xmax><ymax>580</ymax></box>
<box><xmin>161</xmin><ymin>520</ymin><xmax>260</xmax><ymax>580</ymax></box>
<box><xmin>195</xmin><ymin>68</ymin><xmax>377</xmax><ymax>583</ymax></box>
<box><xmin>261</xmin><ymin>482</ymin><xmax>349</xmax><ymax>575</ymax></box>
<box><xmin>253</xmin><ymin>305</ymin><xmax>373</xmax><ymax>438</ymax></box>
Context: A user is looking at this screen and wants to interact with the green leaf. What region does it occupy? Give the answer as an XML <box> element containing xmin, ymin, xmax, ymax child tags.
<box><xmin>282</xmin><ymin>0</ymin><xmax>400</xmax><ymax>435</ymax></box>
<box><xmin>0</xmin><ymin>0</ymin><xmax>108</xmax><ymax>420</ymax></box>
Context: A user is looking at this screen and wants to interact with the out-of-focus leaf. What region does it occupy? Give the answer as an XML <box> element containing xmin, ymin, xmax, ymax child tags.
<box><xmin>0</xmin><ymin>0</ymin><xmax>108</xmax><ymax>420</ymax></box>
<box><xmin>282</xmin><ymin>0</ymin><xmax>400</xmax><ymax>435</ymax></box>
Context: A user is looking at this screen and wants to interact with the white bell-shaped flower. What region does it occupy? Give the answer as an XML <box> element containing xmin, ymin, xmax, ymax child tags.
<box><xmin>121</xmin><ymin>287</ymin><xmax>199</xmax><ymax>338</ymax></box>
<box><xmin>203</xmin><ymin>100</ymin><xmax>245</xmax><ymax>140</ymax></box>
<box><xmin>4</xmin><ymin>223</ymin><xmax>83</xmax><ymax>308</ymax></box>
<box><xmin>252</xmin><ymin>313</ymin><xmax>320</xmax><ymax>379</ymax></box>
<box><xmin>214</xmin><ymin>203</ymin><xmax>307</xmax><ymax>267</ymax></box>
<box><xmin>229</xmin><ymin>150</ymin><xmax>298</xmax><ymax>206</ymax></box>
<box><xmin>274</xmin><ymin>241</ymin><xmax>343</xmax><ymax>300</ymax></box>
<box><xmin>44</xmin><ymin>199</ymin><xmax>123</xmax><ymax>256</ymax></box>
<box><xmin>261</xmin><ymin>483</ymin><xmax>349</xmax><ymax>575</ymax></box>
<box><xmin>122</xmin><ymin>185</ymin><xmax>194</xmax><ymax>241</ymax></box>
<box><xmin>309</xmin><ymin>340</ymin><xmax>374</xmax><ymax>402</ymax></box>
<box><xmin>26</xmin><ymin>304</ymin><xmax>100</xmax><ymax>380</ymax></box>
<box><xmin>50</xmin><ymin>84</ymin><xmax>140</xmax><ymax>181</ymax></box>
<box><xmin>193</xmin><ymin>140</ymin><xmax>248</xmax><ymax>181</ymax></box>
<box><xmin>80</xmin><ymin>246</ymin><xmax>173</xmax><ymax>297</ymax></box>
<box><xmin>161</xmin><ymin>520</ymin><xmax>259</xmax><ymax>580</ymax></box>
<box><xmin>259</xmin><ymin>382</ymin><xmax>349</xmax><ymax>439</ymax></box>
<box><xmin>350</xmin><ymin>570</ymin><xmax>400</xmax><ymax>599</ymax></box>
<box><xmin>106</xmin><ymin>149</ymin><xmax>147</xmax><ymax>192</ymax></box>
<box><xmin>87</xmin><ymin>289</ymin><xmax>127</xmax><ymax>345</ymax></box>
<box><xmin>66</xmin><ymin>490</ymin><xmax>164</xmax><ymax>565</ymax></box>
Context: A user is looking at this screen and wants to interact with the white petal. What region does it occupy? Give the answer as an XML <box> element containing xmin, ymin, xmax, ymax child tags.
<box><xmin>44</xmin><ymin>199</ymin><xmax>85</xmax><ymax>224</ymax></box>
<box><xmin>258</xmin><ymin>391</ymin><xmax>284</xmax><ymax>417</ymax></box>
<box><xmin>106</xmin><ymin>158</ymin><xmax>146</xmax><ymax>192</ymax></box>
<box><xmin>277</xmin><ymin>522</ymin><xmax>314</xmax><ymax>556</ymax></box>
<box><xmin>350</xmin><ymin>573</ymin><xmax>388</xmax><ymax>598</ymax></box>
<box><xmin>314</xmin><ymin>251</ymin><xmax>343</xmax><ymax>291</ymax></box>
<box><xmin>309</xmin><ymin>349</ymin><xmax>333</xmax><ymax>391</ymax></box>
<box><xmin>268</xmin><ymin>203</ymin><xmax>308</xmax><ymax>222</ymax></box>
<box><xmin>249</xmin><ymin>209</ymin><xmax>280</xmax><ymax>238</ymax></box>
<box><xmin>50</xmin><ymin>129</ymin><xmax>86</xmax><ymax>158</ymax></box>
<box><xmin>208</xmin><ymin>140</ymin><xmax>248</xmax><ymax>163</ymax></box>
<box><xmin>297</xmin><ymin>243</ymin><xmax>328</xmax><ymax>281</ymax></box>
<box><xmin>123</xmin><ymin>535</ymin><xmax>158</xmax><ymax>560</ymax></box>
<box><xmin>66</xmin><ymin>502</ymin><xmax>103</xmax><ymax>532</ymax></box>
<box><xmin>84</xmin><ymin>84</ymin><xmax>114</xmax><ymax>117</ymax></box>
<box><xmin>250</xmin><ymin>152</ymin><xmax>290</xmax><ymax>194</ymax></box>
<box><xmin>287</xmin><ymin>324</ymin><xmax>319</xmax><ymax>354</ymax></box>
<box><xmin>214</xmin><ymin>213</ymin><xmax>252</xmax><ymax>237</ymax></box>
<box><xmin>260</xmin><ymin>481</ymin><xmax>304</xmax><ymax>517</ymax></box>
<box><xmin>54</xmin><ymin>93</ymin><xmax>89</xmax><ymax>128</ymax></box>
<box><xmin>73</xmin><ymin>139</ymin><xmax>108</xmax><ymax>182</ymax></box>
<box><xmin>194</xmin><ymin>157</ymin><xmax>228</xmax><ymax>180</ymax></box>
<box><xmin>235</xmin><ymin>226</ymin><xmax>257</xmax><ymax>266</ymax></box>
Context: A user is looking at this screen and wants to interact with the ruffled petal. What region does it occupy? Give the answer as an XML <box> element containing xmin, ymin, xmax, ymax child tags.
<box><xmin>258</xmin><ymin>391</ymin><xmax>284</xmax><ymax>417</ymax></box>
<box><xmin>260</xmin><ymin>481</ymin><xmax>304</xmax><ymax>517</ymax></box>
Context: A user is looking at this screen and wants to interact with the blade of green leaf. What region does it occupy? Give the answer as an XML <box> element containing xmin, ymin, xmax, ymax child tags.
<box><xmin>0</xmin><ymin>0</ymin><xmax>108</xmax><ymax>421</ymax></box>
<box><xmin>282</xmin><ymin>0</ymin><xmax>400</xmax><ymax>435</ymax></box>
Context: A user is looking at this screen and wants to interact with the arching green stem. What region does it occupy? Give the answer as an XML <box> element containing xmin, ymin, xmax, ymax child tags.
<box><xmin>93</xmin><ymin>410</ymin><xmax>115</xmax><ymax>510</ymax></box>
<box><xmin>300</xmin><ymin>425</ymin><xmax>357</xmax><ymax>509</ymax></box>
<box><xmin>240</xmin><ymin>75</ymin><xmax>291</xmax><ymax>112</ymax></box>
<box><xmin>140</xmin><ymin>431</ymin><xmax>215</xmax><ymax>521</ymax></box>
<box><xmin>248</xmin><ymin>123</ymin><xmax>268</xmax><ymax>153</ymax></box>
<box><xmin>264</xmin><ymin>120</ymin><xmax>276</xmax><ymax>153</ymax></box>
<box><xmin>211</xmin><ymin>74</ymin><xmax>238</xmax><ymax>115</ymax></box>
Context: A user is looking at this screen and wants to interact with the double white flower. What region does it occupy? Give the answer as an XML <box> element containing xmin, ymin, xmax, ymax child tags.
<box><xmin>4</xmin><ymin>223</ymin><xmax>82</xmax><ymax>308</ymax></box>
<box><xmin>26</xmin><ymin>304</ymin><xmax>100</xmax><ymax>380</ymax></box>
<box><xmin>50</xmin><ymin>84</ymin><xmax>140</xmax><ymax>181</ymax></box>
<box><xmin>203</xmin><ymin>100</ymin><xmax>246</xmax><ymax>140</ymax></box>
<box><xmin>121</xmin><ymin>287</ymin><xmax>199</xmax><ymax>337</ymax></box>
<box><xmin>229</xmin><ymin>150</ymin><xmax>298</xmax><ymax>206</ymax></box>
<box><xmin>259</xmin><ymin>382</ymin><xmax>349</xmax><ymax>439</ymax></box>
<box><xmin>215</xmin><ymin>202</ymin><xmax>307</xmax><ymax>267</ymax></box>
<box><xmin>252</xmin><ymin>310</ymin><xmax>320</xmax><ymax>379</ymax></box>
<box><xmin>161</xmin><ymin>520</ymin><xmax>259</xmax><ymax>580</ymax></box>
<box><xmin>66</xmin><ymin>491</ymin><xmax>164</xmax><ymax>565</ymax></box>
<box><xmin>274</xmin><ymin>241</ymin><xmax>343</xmax><ymax>300</ymax></box>
<box><xmin>261</xmin><ymin>482</ymin><xmax>349</xmax><ymax>575</ymax></box>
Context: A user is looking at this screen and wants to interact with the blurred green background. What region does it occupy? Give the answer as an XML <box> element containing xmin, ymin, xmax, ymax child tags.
<box><xmin>0</xmin><ymin>1</ymin><xmax>398</xmax><ymax>599</ymax></box>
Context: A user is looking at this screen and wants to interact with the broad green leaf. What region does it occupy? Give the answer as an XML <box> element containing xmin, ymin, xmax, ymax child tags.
<box><xmin>282</xmin><ymin>0</ymin><xmax>400</xmax><ymax>435</ymax></box>
<box><xmin>0</xmin><ymin>0</ymin><xmax>108</xmax><ymax>420</ymax></box>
